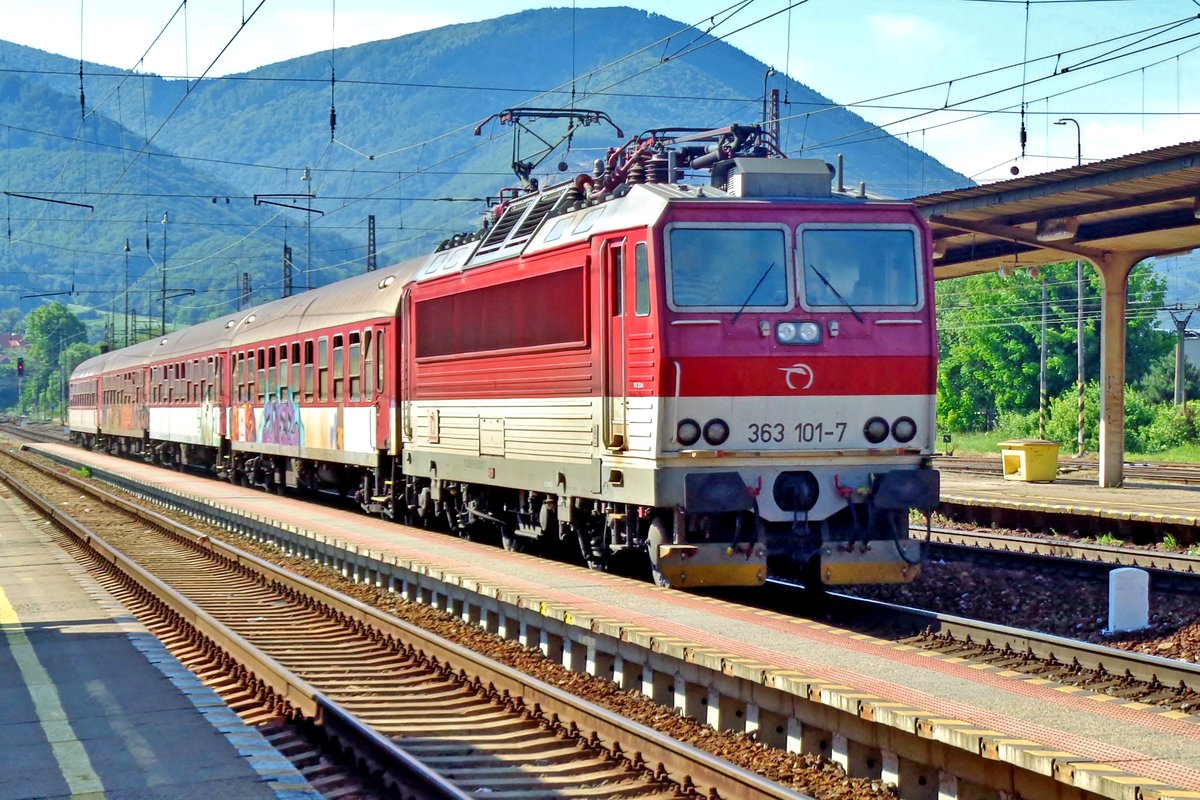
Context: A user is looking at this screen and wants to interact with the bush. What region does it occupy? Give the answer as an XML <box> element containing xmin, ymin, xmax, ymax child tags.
<box><xmin>1045</xmin><ymin>382</ymin><xmax>1157</xmax><ymax>452</ymax></box>
<box><xmin>1143</xmin><ymin>401</ymin><xmax>1200</xmax><ymax>452</ymax></box>
<box><xmin>992</xmin><ymin>409</ymin><xmax>1039</xmax><ymax>440</ymax></box>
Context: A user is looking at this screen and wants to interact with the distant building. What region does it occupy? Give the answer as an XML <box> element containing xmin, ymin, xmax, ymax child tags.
<box><xmin>1185</xmin><ymin>331</ymin><xmax>1200</xmax><ymax>367</ymax></box>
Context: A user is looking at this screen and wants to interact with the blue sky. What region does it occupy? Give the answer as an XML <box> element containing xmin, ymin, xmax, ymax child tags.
<box><xmin>5</xmin><ymin>0</ymin><xmax>1200</xmax><ymax>183</ymax></box>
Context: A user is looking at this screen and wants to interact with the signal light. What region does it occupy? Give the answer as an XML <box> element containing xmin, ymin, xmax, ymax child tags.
<box><xmin>16</xmin><ymin>357</ymin><xmax>23</xmax><ymax>377</ymax></box>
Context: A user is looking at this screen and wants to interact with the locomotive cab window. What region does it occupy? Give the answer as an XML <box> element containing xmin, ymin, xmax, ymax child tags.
<box><xmin>666</xmin><ymin>226</ymin><xmax>790</xmax><ymax>311</ymax></box>
<box><xmin>799</xmin><ymin>226</ymin><xmax>922</xmax><ymax>310</ymax></box>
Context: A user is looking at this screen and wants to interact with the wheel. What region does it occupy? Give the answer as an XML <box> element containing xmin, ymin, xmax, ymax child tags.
<box><xmin>501</xmin><ymin>527</ymin><xmax>523</xmax><ymax>552</ymax></box>
<box><xmin>575</xmin><ymin>524</ymin><xmax>607</xmax><ymax>571</ymax></box>
<box><xmin>646</xmin><ymin>517</ymin><xmax>673</xmax><ymax>588</ymax></box>
<box><xmin>415</xmin><ymin>487</ymin><xmax>433</xmax><ymax>527</ymax></box>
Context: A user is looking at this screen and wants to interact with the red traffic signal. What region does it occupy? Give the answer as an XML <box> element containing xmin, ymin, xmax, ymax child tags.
<box><xmin>15</xmin><ymin>357</ymin><xmax>23</xmax><ymax>377</ymax></box>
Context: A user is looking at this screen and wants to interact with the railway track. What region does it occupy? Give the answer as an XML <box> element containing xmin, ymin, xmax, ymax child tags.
<box><xmin>817</xmin><ymin>589</ymin><xmax>1200</xmax><ymax>714</ymax></box>
<box><xmin>925</xmin><ymin>524</ymin><xmax>1200</xmax><ymax>580</ymax></box>
<box><xmin>0</xmin><ymin>445</ymin><xmax>810</xmax><ymax>800</ymax></box>
<box><xmin>0</xmin><ymin>420</ymin><xmax>68</xmax><ymax>445</ymax></box>
<box><xmin>934</xmin><ymin>454</ymin><xmax>1200</xmax><ymax>485</ymax></box>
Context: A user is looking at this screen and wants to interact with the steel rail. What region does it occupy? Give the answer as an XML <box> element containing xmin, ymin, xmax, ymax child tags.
<box><xmin>2</xmin><ymin>446</ymin><xmax>810</xmax><ymax>800</ymax></box>
<box><xmin>0</xmin><ymin>460</ymin><xmax>473</xmax><ymax>800</ymax></box>
<box><xmin>821</xmin><ymin>589</ymin><xmax>1200</xmax><ymax>694</ymax></box>
<box><xmin>924</xmin><ymin>525</ymin><xmax>1200</xmax><ymax>575</ymax></box>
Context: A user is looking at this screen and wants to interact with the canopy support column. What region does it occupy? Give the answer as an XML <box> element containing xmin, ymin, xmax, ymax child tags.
<box><xmin>1089</xmin><ymin>252</ymin><xmax>1151</xmax><ymax>488</ymax></box>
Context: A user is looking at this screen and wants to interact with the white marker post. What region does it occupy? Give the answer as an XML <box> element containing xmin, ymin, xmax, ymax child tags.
<box><xmin>1108</xmin><ymin>567</ymin><xmax>1149</xmax><ymax>633</ymax></box>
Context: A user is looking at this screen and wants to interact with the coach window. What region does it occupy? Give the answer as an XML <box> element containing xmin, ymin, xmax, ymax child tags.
<box><xmin>363</xmin><ymin>330</ymin><xmax>374</xmax><ymax>398</ymax></box>
<box><xmin>278</xmin><ymin>345</ymin><xmax>289</xmax><ymax>401</ymax></box>
<box><xmin>290</xmin><ymin>343</ymin><xmax>301</xmax><ymax>398</ymax></box>
<box><xmin>256</xmin><ymin>348</ymin><xmax>266</xmax><ymax>402</ymax></box>
<box><xmin>348</xmin><ymin>332</ymin><xmax>361</xmax><ymax>402</ymax></box>
<box><xmin>247</xmin><ymin>351</ymin><xmax>257</xmax><ymax>403</ymax></box>
<box><xmin>376</xmin><ymin>331</ymin><xmax>385</xmax><ymax>392</ymax></box>
<box><xmin>304</xmin><ymin>340</ymin><xmax>315</xmax><ymax>402</ymax></box>
<box><xmin>333</xmin><ymin>334</ymin><xmax>345</xmax><ymax>402</ymax></box>
<box><xmin>234</xmin><ymin>353</ymin><xmax>244</xmax><ymax>402</ymax></box>
<box><xmin>317</xmin><ymin>337</ymin><xmax>329</xmax><ymax>403</ymax></box>
<box><xmin>267</xmin><ymin>346</ymin><xmax>278</xmax><ymax>400</ymax></box>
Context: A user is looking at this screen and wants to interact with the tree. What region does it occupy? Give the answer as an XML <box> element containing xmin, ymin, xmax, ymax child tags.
<box><xmin>936</xmin><ymin>261</ymin><xmax>1171</xmax><ymax>431</ymax></box>
<box><xmin>19</xmin><ymin>302</ymin><xmax>88</xmax><ymax>418</ymax></box>
<box><xmin>1137</xmin><ymin>351</ymin><xmax>1200</xmax><ymax>404</ymax></box>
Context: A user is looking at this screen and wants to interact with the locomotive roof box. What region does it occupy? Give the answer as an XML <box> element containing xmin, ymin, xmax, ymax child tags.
<box><xmin>719</xmin><ymin>157</ymin><xmax>834</xmax><ymax>198</ymax></box>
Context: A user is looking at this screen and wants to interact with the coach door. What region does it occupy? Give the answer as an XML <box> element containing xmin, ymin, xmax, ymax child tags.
<box><xmin>366</xmin><ymin>325</ymin><xmax>390</xmax><ymax>451</ymax></box>
<box><xmin>601</xmin><ymin>239</ymin><xmax>628</xmax><ymax>450</ymax></box>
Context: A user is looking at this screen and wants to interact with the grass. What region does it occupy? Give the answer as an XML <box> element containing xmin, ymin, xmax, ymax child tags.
<box><xmin>939</xmin><ymin>430</ymin><xmax>1200</xmax><ymax>462</ymax></box>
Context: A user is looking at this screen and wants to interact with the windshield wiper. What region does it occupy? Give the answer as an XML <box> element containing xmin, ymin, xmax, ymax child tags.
<box><xmin>807</xmin><ymin>262</ymin><xmax>864</xmax><ymax>323</ymax></box>
<box><xmin>731</xmin><ymin>261</ymin><xmax>776</xmax><ymax>324</ymax></box>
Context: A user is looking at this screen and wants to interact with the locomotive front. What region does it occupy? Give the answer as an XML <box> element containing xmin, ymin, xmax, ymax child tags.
<box><xmin>644</xmin><ymin>158</ymin><xmax>940</xmax><ymax>587</ymax></box>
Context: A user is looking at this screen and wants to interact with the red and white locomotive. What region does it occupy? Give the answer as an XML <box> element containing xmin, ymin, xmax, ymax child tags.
<box><xmin>70</xmin><ymin>120</ymin><xmax>939</xmax><ymax>588</ymax></box>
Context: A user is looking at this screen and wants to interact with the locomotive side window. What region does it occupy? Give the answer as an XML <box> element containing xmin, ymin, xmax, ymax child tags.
<box><xmin>667</xmin><ymin>227</ymin><xmax>789</xmax><ymax>310</ymax></box>
<box><xmin>611</xmin><ymin>245</ymin><xmax>625</xmax><ymax>316</ymax></box>
<box><xmin>635</xmin><ymin>242</ymin><xmax>650</xmax><ymax>317</ymax></box>
<box><xmin>800</xmin><ymin>227</ymin><xmax>920</xmax><ymax>309</ymax></box>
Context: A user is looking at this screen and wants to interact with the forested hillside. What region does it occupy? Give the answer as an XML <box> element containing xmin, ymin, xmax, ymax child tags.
<box><xmin>0</xmin><ymin>6</ymin><xmax>965</xmax><ymax>330</ymax></box>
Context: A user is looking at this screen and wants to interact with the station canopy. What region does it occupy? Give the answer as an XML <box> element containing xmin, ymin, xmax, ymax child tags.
<box><xmin>907</xmin><ymin>140</ymin><xmax>1200</xmax><ymax>488</ymax></box>
<box><xmin>911</xmin><ymin>140</ymin><xmax>1200</xmax><ymax>280</ymax></box>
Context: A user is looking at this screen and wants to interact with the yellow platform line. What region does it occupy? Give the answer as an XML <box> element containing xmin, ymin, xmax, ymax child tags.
<box><xmin>0</xmin><ymin>586</ymin><xmax>104</xmax><ymax>798</ymax></box>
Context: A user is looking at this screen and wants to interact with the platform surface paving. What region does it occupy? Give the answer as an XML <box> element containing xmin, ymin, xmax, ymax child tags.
<box><xmin>0</xmin><ymin>474</ymin><xmax>319</xmax><ymax>800</ymax></box>
<box><xmin>29</xmin><ymin>442</ymin><xmax>1200</xmax><ymax>798</ymax></box>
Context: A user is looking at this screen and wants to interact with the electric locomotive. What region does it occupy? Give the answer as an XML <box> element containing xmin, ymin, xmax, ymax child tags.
<box><xmin>397</xmin><ymin>119</ymin><xmax>939</xmax><ymax>588</ymax></box>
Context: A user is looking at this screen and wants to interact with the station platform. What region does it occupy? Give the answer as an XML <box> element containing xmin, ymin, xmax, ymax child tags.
<box><xmin>22</xmin><ymin>442</ymin><xmax>1200</xmax><ymax>799</ymax></box>
<box><xmin>0</xmin><ymin>475</ymin><xmax>320</xmax><ymax>800</ymax></box>
<box><xmin>940</xmin><ymin>469</ymin><xmax>1200</xmax><ymax>531</ymax></box>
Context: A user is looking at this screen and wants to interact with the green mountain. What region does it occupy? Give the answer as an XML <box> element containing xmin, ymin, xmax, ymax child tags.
<box><xmin>0</xmin><ymin>7</ymin><xmax>966</xmax><ymax>331</ymax></box>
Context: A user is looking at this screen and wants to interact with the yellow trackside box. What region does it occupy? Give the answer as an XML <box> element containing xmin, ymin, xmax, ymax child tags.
<box><xmin>998</xmin><ymin>439</ymin><xmax>1061</xmax><ymax>482</ymax></box>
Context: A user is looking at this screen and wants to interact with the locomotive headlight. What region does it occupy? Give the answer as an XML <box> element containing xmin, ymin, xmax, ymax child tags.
<box><xmin>703</xmin><ymin>418</ymin><xmax>730</xmax><ymax>445</ymax></box>
<box><xmin>776</xmin><ymin>321</ymin><xmax>821</xmax><ymax>344</ymax></box>
<box><xmin>892</xmin><ymin>416</ymin><xmax>917</xmax><ymax>443</ymax></box>
<box><xmin>677</xmin><ymin>418</ymin><xmax>701</xmax><ymax>446</ymax></box>
<box><xmin>864</xmin><ymin>416</ymin><xmax>890</xmax><ymax>444</ymax></box>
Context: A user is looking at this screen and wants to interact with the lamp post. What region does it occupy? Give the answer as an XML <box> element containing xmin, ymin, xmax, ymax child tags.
<box><xmin>160</xmin><ymin>212</ymin><xmax>169</xmax><ymax>336</ymax></box>
<box><xmin>123</xmin><ymin>238</ymin><xmax>131</xmax><ymax>347</ymax></box>
<box><xmin>1055</xmin><ymin>117</ymin><xmax>1085</xmax><ymax>455</ymax></box>
<box><xmin>762</xmin><ymin>67</ymin><xmax>776</xmax><ymax>128</ymax></box>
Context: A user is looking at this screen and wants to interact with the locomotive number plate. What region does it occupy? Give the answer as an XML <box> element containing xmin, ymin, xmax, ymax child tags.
<box><xmin>747</xmin><ymin>421</ymin><xmax>847</xmax><ymax>444</ymax></box>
